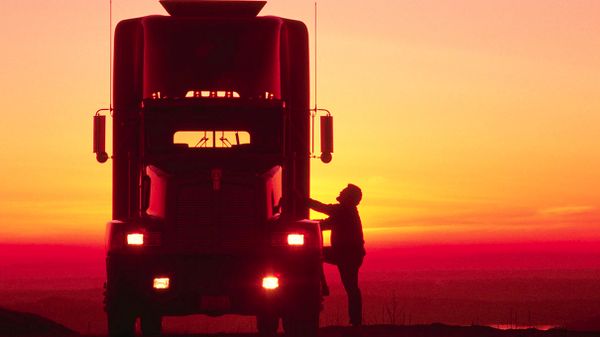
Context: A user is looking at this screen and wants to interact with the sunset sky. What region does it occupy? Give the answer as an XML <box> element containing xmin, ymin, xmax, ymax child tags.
<box><xmin>0</xmin><ymin>0</ymin><xmax>598</xmax><ymax>246</ymax></box>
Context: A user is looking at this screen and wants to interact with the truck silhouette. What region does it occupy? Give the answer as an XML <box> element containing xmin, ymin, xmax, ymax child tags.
<box><xmin>93</xmin><ymin>1</ymin><xmax>334</xmax><ymax>336</ymax></box>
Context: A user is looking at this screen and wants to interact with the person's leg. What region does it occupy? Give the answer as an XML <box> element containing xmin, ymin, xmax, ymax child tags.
<box><xmin>337</xmin><ymin>260</ymin><xmax>362</xmax><ymax>326</ymax></box>
<box><xmin>323</xmin><ymin>247</ymin><xmax>336</xmax><ymax>264</ymax></box>
<box><xmin>321</xmin><ymin>247</ymin><xmax>335</xmax><ymax>295</ymax></box>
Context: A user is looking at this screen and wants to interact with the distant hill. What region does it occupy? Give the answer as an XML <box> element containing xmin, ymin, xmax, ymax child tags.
<box><xmin>1</xmin><ymin>307</ymin><xmax>598</xmax><ymax>337</ymax></box>
<box><xmin>562</xmin><ymin>316</ymin><xmax>600</xmax><ymax>333</ymax></box>
<box><xmin>319</xmin><ymin>324</ymin><xmax>600</xmax><ymax>337</ymax></box>
<box><xmin>0</xmin><ymin>307</ymin><xmax>78</xmax><ymax>337</ymax></box>
<box><xmin>157</xmin><ymin>324</ymin><xmax>600</xmax><ymax>336</ymax></box>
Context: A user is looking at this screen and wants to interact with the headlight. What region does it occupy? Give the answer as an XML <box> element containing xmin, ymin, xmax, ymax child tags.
<box><xmin>153</xmin><ymin>277</ymin><xmax>170</xmax><ymax>290</ymax></box>
<box><xmin>287</xmin><ymin>233</ymin><xmax>305</xmax><ymax>246</ymax></box>
<box><xmin>262</xmin><ymin>276</ymin><xmax>279</xmax><ymax>290</ymax></box>
<box><xmin>126</xmin><ymin>233</ymin><xmax>144</xmax><ymax>246</ymax></box>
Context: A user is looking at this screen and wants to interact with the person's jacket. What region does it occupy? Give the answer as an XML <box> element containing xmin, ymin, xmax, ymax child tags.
<box><xmin>308</xmin><ymin>198</ymin><xmax>366</xmax><ymax>259</ymax></box>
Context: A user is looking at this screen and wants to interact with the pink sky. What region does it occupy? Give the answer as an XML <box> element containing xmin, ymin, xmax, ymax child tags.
<box><xmin>0</xmin><ymin>0</ymin><xmax>599</xmax><ymax>245</ymax></box>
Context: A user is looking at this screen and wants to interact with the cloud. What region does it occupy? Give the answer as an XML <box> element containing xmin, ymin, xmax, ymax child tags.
<box><xmin>538</xmin><ymin>206</ymin><xmax>597</xmax><ymax>216</ymax></box>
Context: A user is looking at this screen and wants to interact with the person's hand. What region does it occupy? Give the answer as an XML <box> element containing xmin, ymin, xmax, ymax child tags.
<box><xmin>293</xmin><ymin>189</ymin><xmax>305</xmax><ymax>201</ymax></box>
<box><xmin>293</xmin><ymin>190</ymin><xmax>310</xmax><ymax>208</ymax></box>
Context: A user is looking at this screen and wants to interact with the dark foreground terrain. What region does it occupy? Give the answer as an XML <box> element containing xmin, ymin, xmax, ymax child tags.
<box><xmin>1</xmin><ymin>307</ymin><xmax>599</xmax><ymax>337</ymax></box>
<box><xmin>0</xmin><ymin>307</ymin><xmax>77</xmax><ymax>336</ymax></box>
<box><xmin>159</xmin><ymin>325</ymin><xmax>600</xmax><ymax>337</ymax></box>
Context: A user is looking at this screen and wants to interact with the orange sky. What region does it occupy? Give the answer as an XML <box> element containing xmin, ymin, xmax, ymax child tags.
<box><xmin>0</xmin><ymin>0</ymin><xmax>599</xmax><ymax>246</ymax></box>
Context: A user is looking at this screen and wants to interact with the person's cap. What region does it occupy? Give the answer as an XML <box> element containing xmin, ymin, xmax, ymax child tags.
<box><xmin>345</xmin><ymin>184</ymin><xmax>362</xmax><ymax>206</ymax></box>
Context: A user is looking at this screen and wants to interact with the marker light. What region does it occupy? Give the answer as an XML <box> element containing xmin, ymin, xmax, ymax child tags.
<box><xmin>127</xmin><ymin>233</ymin><xmax>144</xmax><ymax>246</ymax></box>
<box><xmin>185</xmin><ymin>90</ymin><xmax>240</xmax><ymax>98</ymax></box>
<box><xmin>262</xmin><ymin>276</ymin><xmax>279</xmax><ymax>290</ymax></box>
<box><xmin>153</xmin><ymin>277</ymin><xmax>170</xmax><ymax>290</ymax></box>
<box><xmin>287</xmin><ymin>234</ymin><xmax>305</xmax><ymax>246</ymax></box>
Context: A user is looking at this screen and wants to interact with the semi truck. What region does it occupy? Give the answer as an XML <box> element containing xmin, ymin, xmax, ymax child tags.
<box><xmin>93</xmin><ymin>1</ymin><xmax>334</xmax><ymax>336</ymax></box>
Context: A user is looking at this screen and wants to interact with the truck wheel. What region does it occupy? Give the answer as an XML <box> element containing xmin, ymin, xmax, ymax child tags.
<box><xmin>140</xmin><ymin>313</ymin><xmax>162</xmax><ymax>337</ymax></box>
<box><xmin>107</xmin><ymin>309</ymin><xmax>135</xmax><ymax>337</ymax></box>
<box><xmin>282</xmin><ymin>309</ymin><xmax>319</xmax><ymax>337</ymax></box>
<box><xmin>256</xmin><ymin>314</ymin><xmax>279</xmax><ymax>337</ymax></box>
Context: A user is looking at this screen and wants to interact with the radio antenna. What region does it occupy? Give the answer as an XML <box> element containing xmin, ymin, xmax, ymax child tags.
<box><xmin>314</xmin><ymin>1</ymin><xmax>318</xmax><ymax>112</ymax></box>
<box><xmin>109</xmin><ymin>0</ymin><xmax>113</xmax><ymax>115</ymax></box>
<box><xmin>311</xmin><ymin>1</ymin><xmax>318</xmax><ymax>155</ymax></box>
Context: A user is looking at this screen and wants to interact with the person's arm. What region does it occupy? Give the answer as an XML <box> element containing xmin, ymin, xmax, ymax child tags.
<box><xmin>319</xmin><ymin>217</ymin><xmax>332</xmax><ymax>230</ymax></box>
<box><xmin>308</xmin><ymin>198</ymin><xmax>334</xmax><ymax>215</ymax></box>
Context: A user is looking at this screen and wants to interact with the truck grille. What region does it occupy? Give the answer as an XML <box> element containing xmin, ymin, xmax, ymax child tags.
<box><xmin>173</xmin><ymin>182</ymin><xmax>259</xmax><ymax>251</ymax></box>
<box><xmin>220</xmin><ymin>183</ymin><xmax>255</xmax><ymax>227</ymax></box>
<box><xmin>176</xmin><ymin>184</ymin><xmax>213</xmax><ymax>228</ymax></box>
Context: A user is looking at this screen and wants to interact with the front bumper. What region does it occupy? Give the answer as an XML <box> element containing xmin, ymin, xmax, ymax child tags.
<box><xmin>105</xmin><ymin>249</ymin><xmax>321</xmax><ymax>317</ymax></box>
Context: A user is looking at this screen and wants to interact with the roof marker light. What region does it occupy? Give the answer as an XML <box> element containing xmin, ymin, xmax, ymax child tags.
<box><xmin>185</xmin><ymin>90</ymin><xmax>240</xmax><ymax>98</ymax></box>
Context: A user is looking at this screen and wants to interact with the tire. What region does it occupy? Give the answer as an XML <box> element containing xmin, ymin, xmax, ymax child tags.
<box><xmin>141</xmin><ymin>313</ymin><xmax>162</xmax><ymax>337</ymax></box>
<box><xmin>107</xmin><ymin>308</ymin><xmax>136</xmax><ymax>337</ymax></box>
<box><xmin>257</xmin><ymin>314</ymin><xmax>279</xmax><ymax>337</ymax></box>
<box><xmin>282</xmin><ymin>309</ymin><xmax>319</xmax><ymax>337</ymax></box>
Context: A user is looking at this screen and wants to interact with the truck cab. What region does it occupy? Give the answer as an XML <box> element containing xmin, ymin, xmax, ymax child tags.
<box><xmin>95</xmin><ymin>1</ymin><xmax>330</xmax><ymax>336</ymax></box>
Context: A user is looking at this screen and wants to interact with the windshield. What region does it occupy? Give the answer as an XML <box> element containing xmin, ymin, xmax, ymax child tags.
<box><xmin>173</xmin><ymin>130</ymin><xmax>251</xmax><ymax>149</ymax></box>
<box><xmin>142</xmin><ymin>100</ymin><xmax>285</xmax><ymax>159</ymax></box>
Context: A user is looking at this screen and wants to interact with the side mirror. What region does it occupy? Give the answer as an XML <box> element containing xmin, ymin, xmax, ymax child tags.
<box><xmin>320</xmin><ymin>115</ymin><xmax>333</xmax><ymax>163</ymax></box>
<box><xmin>93</xmin><ymin>114</ymin><xmax>109</xmax><ymax>163</ymax></box>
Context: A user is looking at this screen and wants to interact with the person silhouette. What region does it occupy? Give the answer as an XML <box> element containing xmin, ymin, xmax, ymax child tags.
<box><xmin>309</xmin><ymin>184</ymin><xmax>365</xmax><ymax>326</ymax></box>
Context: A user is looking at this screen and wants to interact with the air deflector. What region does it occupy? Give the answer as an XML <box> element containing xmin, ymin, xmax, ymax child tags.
<box><xmin>160</xmin><ymin>0</ymin><xmax>267</xmax><ymax>17</ymax></box>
